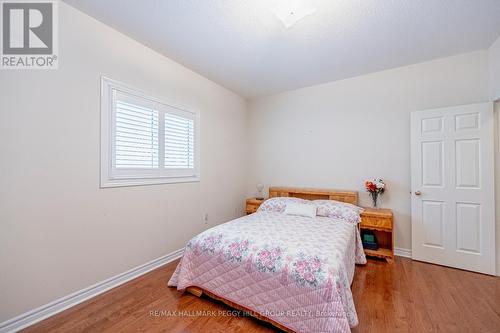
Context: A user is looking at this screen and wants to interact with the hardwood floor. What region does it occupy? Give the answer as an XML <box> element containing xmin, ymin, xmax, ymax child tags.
<box><xmin>22</xmin><ymin>257</ymin><xmax>500</xmax><ymax>333</ymax></box>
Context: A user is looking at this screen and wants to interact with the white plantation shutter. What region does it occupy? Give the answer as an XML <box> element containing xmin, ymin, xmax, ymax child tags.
<box><xmin>164</xmin><ymin>113</ymin><xmax>194</xmax><ymax>169</ymax></box>
<box><xmin>101</xmin><ymin>77</ymin><xmax>199</xmax><ymax>187</ymax></box>
<box><xmin>115</xmin><ymin>100</ymin><xmax>159</xmax><ymax>169</ymax></box>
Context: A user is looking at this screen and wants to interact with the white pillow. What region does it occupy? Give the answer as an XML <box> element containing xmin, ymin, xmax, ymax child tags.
<box><xmin>284</xmin><ymin>202</ymin><xmax>317</xmax><ymax>218</ymax></box>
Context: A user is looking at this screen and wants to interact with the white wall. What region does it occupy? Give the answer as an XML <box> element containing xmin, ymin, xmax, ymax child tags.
<box><xmin>490</xmin><ymin>36</ymin><xmax>500</xmax><ymax>101</ymax></box>
<box><xmin>0</xmin><ymin>3</ymin><xmax>248</xmax><ymax>321</ymax></box>
<box><xmin>247</xmin><ymin>51</ymin><xmax>490</xmax><ymax>256</ymax></box>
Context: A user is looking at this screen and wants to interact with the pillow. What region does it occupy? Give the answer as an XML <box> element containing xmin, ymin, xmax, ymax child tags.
<box><xmin>284</xmin><ymin>202</ymin><xmax>317</xmax><ymax>218</ymax></box>
<box><xmin>257</xmin><ymin>197</ymin><xmax>309</xmax><ymax>213</ymax></box>
<box><xmin>314</xmin><ymin>200</ymin><xmax>363</xmax><ymax>224</ymax></box>
<box><xmin>314</xmin><ymin>199</ymin><xmax>364</xmax><ymax>215</ymax></box>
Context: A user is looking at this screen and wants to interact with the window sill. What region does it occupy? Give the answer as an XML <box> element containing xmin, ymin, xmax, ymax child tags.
<box><xmin>100</xmin><ymin>176</ymin><xmax>200</xmax><ymax>188</ymax></box>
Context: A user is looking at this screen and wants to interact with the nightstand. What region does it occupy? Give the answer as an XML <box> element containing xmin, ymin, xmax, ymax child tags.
<box><xmin>246</xmin><ymin>198</ymin><xmax>264</xmax><ymax>215</ymax></box>
<box><xmin>359</xmin><ymin>208</ymin><xmax>394</xmax><ymax>262</ymax></box>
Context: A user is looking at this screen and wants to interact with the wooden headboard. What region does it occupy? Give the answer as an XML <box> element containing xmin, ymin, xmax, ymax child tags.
<box><xmin>269</xmin><ymin>186</ymin><xmax>358</xmax><ymax>205</ymax></box>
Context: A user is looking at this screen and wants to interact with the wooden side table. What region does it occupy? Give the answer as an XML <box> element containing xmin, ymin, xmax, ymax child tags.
<box><xmin>245</xmin><ymin>198</ymin><xmax>264</xmax><ymax>215</ymax></box>
<box><xmin>359</xmin><ymin>207</ymin><xmax>394</xmax><ymax>262</ymax></box>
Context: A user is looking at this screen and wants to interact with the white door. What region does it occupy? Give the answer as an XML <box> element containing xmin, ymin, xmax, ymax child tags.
<box><xmin>411</xmin><ymin>102</ymin><xmax>495</xmax><ymax>275</ymax></box>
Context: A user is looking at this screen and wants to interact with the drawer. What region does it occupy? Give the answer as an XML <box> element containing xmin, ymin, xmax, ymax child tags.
<box><xmin>246</xmin><ymin>198</ymin><xmax>264</xmax><ymax>214</ymax></box>
<box><xmin>361</xmin><ymin>215</ymin><xmax>392</xmax><ymax>230</ymax></box>
<box><xmin>246</xmin><ymin>204</ymin><xmax>260</xmax><ymax>214</ymax></box>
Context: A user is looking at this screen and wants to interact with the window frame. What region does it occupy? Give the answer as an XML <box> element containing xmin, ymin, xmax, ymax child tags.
<box><xmin>100</xmin><ymin>77</ymin><xmax>200</xmax><ymax>188</ymax></box>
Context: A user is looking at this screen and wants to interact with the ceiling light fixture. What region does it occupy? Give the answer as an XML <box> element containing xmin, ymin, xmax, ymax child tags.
<box><xmin>271</xmin><ymin>2</ymin><xmax>317</xmax><ymax>29</ymax></box>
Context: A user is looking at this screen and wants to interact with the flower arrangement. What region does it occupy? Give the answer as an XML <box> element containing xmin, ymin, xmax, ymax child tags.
<box><xmin>225</xmin><ymin>239</ymin><xmax>249</xmax><ymax>262</ymax></box>
<box><xmin>198</xmin><ymin>233</ymin><xmax>223</xmax><ymax>254</ymax></box>
<box><xmin>365</xmin><ymin>178</ymin><xmax>385</xmax><ymax>208</ymax></box>
<box><xmin>292</xmin><ymin>254</ymin><xmax>324</xmax><ymax>287</ymax></box>
<box><xmin>256</xmin><ymin>247</ymin><xmax>283</xmax><ymax>273</ymax></box>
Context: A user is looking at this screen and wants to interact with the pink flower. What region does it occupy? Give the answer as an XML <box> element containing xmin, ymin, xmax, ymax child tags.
<box><xmin>296</xmin><ymin>260</ymin><xmax>306</xmax><ymax>268</ymax></box>
<box><xmin>311</xmin><ymin>258</ymin><xmax>321</xmax><ymax>270</ymax></box>
<box><xmin>304</xmin><ymin>272</ymin><xmax>315</xmax><ymax>282</ymax></box>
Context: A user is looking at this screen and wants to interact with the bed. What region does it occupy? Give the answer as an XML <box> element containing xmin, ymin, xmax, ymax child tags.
<box><xmin>168</xmin><ymin>187</ymin><xmax>367</xmax><ymax>333</ymax></box>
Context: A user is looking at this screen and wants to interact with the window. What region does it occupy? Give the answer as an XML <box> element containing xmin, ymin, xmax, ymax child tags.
<box><xmin>101</xmin><ymin>77</ymin><xmax>199</xmax><ymax>187</ymax></box>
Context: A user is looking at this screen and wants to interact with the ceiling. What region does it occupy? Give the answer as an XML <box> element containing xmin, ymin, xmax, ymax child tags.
<box><xmin>63</xmin><ymin>0</ymin><xmax>500</xmax><ymax>98</ymax></box>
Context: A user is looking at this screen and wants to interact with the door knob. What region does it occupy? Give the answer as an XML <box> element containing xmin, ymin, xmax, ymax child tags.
<box><xmin>415</xmin><ymin>191</ymin><xmax>422</xmax><ymax>196</ymax></box>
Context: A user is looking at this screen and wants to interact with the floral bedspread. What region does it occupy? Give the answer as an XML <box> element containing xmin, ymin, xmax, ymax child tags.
<box><xmin>168</xmin><ymin>211</ymin><xmax>366</xmax><ymax>333</ymax></box>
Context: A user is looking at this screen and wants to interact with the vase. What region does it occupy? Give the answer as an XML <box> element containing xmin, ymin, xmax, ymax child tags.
<box><xmin>370</xmin><ymin>192</ymin><xmax>379</xmax><ymax>208</ymax></box>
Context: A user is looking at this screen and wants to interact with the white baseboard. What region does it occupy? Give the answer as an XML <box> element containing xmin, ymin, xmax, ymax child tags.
<box><xmin>394</xmin><ymin>247</ymin><xmax>412</xmax><ymax>258</ymax></box>
<box><xmin>0</xmin><ymin>248</ymin><xmax>184</xmax><ymax>333</ymax></box>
